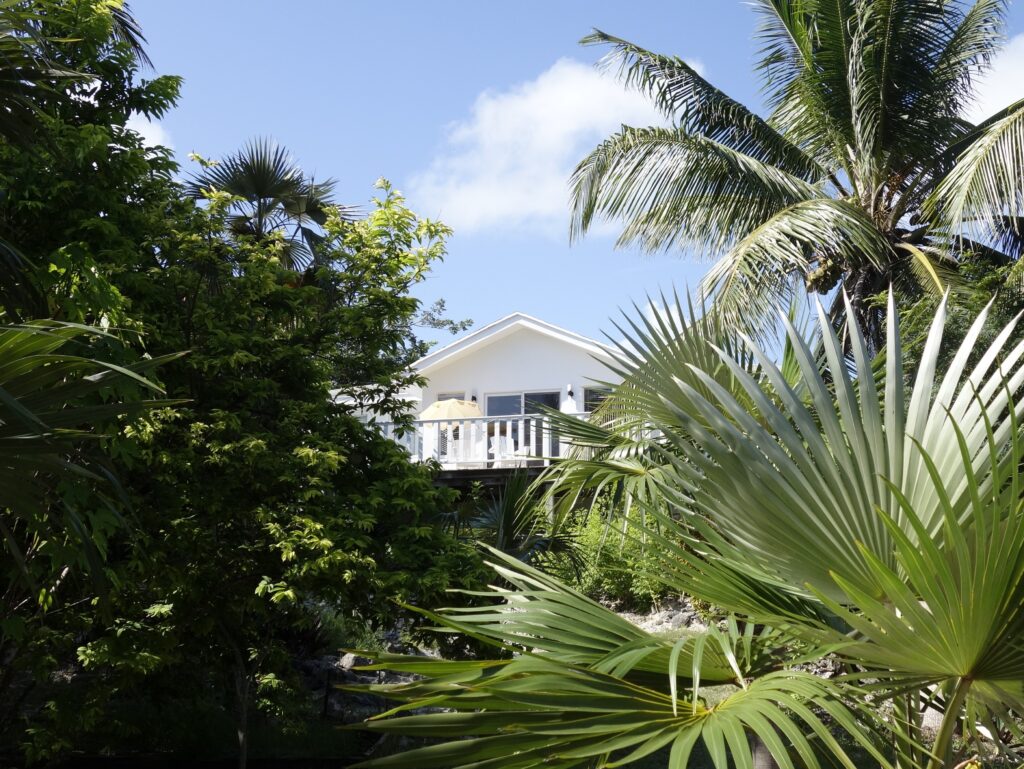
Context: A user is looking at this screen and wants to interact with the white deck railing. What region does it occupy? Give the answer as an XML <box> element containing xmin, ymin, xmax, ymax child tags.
<box><xmin>378</xmin><ymin>413</ymin><xmax>585</xmax><ymax>470</ymax></box>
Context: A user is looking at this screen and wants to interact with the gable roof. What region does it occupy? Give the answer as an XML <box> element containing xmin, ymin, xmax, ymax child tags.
<box><xmin>415</xmin><ymin>312</ymin><xmax>613</xmax><ymax>374</ymax></box>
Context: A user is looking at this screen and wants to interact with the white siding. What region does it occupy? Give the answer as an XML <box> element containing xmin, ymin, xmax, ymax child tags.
<box><xmin>420</xmin><ymin>326</ymin><xmax>615</xmax><ymax>415</ymax></box>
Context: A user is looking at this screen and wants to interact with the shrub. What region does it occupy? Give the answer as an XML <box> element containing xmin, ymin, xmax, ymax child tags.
<box><xmin>556</xmin><ymin>512</ymin><xmax>668</xmax><ymax>611</ymax></box>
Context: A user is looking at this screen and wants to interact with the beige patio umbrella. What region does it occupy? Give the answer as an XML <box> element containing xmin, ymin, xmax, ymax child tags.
<box><xmin>418</xmin><ymin>398</ymin><xmax>482</xmax><ymax>420</ymax></box>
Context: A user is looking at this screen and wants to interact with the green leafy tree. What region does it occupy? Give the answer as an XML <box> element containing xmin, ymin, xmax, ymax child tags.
<box><xmin>352</xmin><ymin>294</ymin><xmax>1024</xmax><ymax>769</ymax></box>
<box><xmin>0</xmin><ymin>3</ymin><xmax>186</xmax><ymax>757</ymax></box>
<box><xmin>0</xmin><ymin>2</ymin><xmax>481</xmax><ymax>764</ymax></box>
<box><xmin>0</xmin><ymin>0</ymin><xmax>181</xmax><ymax>326</ymax></box>
<box><xmin>572</xmin><ymin>1</ymin><xmax>1024</xmax><ymax>349</ymax></box>
<box><xmin>46</xmin><ymin>183</ymin><xmax>484</xmax><ymax>768</ymax></box>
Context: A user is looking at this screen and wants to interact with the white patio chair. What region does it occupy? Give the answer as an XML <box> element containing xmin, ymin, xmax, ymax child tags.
<box><xmin>489</xmin><ymin>435</ymin><xmax>523</xmax><ymax>468</ymax></box>
<box><xmin>461</xmin><ymin>434</ymin><xmax>488</xmax><ymax>468</ymax></box>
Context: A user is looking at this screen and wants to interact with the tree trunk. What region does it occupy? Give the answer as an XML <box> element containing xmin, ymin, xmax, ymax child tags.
<box><xmin>850</xmin><ymin>269</ymin><xmax>887</xmax><ymax>355</ymax></box>
<box><xmin>233</xmin><ymin>661</ymin><xmax>251</xmax><ymax>769</ymax></box>
<box><xmin>749</xmin><ymin>734</ymin><xmax>781</xmax><ymax>769</ymax></box>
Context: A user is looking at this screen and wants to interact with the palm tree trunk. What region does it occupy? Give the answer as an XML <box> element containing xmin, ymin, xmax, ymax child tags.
<box><xmin>838</xmin><ymin>268</ymin><xmax>887</xmax><ymax>356</ymax></box>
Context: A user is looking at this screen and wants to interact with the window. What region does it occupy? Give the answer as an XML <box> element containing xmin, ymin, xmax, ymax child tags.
<box><xmin>486</xmin><ymin>393</ymin><xmax>522</xmax><ymax>416</ymax></box>
<box><xmin>486</xmin><ymin>391</ymin><xmax>560</xmax><ymax>416</ymax></box>
<box><xmin>584</xmin><ymin>387</ymin><xmax>611</xmax><ymax>413</ymax></box>
<box><xmin>524</xmin><ymin>391</ymin><xmax>559</xmax><ymax>414</ymax></box>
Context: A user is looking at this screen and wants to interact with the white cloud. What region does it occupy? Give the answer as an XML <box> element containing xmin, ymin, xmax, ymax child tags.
<box><xmin>408</xmin><ymin>58</ymin><xmax>697</xmax><ymax>236</ymax></box>
<box><xmin>967</xmin><ymin>33</ymin><xmax>1024</xmax><ymax>122</ymax></box>
<box><xmin>126</xmin><ymin>113</ymin><xmax>173</xmax><ymax>150</ymax></box>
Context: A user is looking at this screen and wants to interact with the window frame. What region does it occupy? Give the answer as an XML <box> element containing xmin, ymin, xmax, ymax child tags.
<box><xmin>583</xmin><ymin>386</ymin><xmax>612</xmax><ymax>413</ymax></box>
<box><xmin>484</xmin><ymin>389</ymin><xmax>561</xmax><ymax>417</ymax></box>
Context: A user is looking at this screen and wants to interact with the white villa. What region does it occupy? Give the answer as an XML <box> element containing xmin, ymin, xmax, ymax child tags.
<box><xmin>377</xmin><ymin>312</ymin><xmax>618</xmax><ymax>473</ymax></box>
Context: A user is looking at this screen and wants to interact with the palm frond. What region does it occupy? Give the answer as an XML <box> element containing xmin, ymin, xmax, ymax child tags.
<box><xmin>0</xmin><ymin>321</ymin><xmax>178</xmax><ymax>598</ymax></box>
<box><xmin>618</xmin><ymin>291</ymin><xmax>1024</xmax><ymax>605</ymax></box>
<box><xmin>350</xmin><ymin>552</ymin><xmax>887</xmax><ymax>769</ymax></box>
<box><xmin>189</xmin><ymin>137</ymin><xmax>307</xmax><ymax>204</ymax></box>
<box><xmin>470</xmin><ymin>472</ymin><xmax>581</xmax><ymax>572</ymax></box>
<box><xmin>989</xmin><ymin>215</ymin><xmax>1024</xmax><ymax>258</ymax></box>
<box><xmin>188</xmin><ymin>138</ymin><xmax>346</xmax><ymax>269</ymax></box>
<box><xmin>750</xmin><ymin>0</ymin><xmax>814</xmax><ymax>96</ymax></box>
<box><xmin>570</xmin><ymin>125</ymin><xmax>821</xmax><ymax>254</ymax></box>
<box><xmin>0</xmin><ymin>1</ymin><xmax>79</xmax><ymax>146</ymax></box>
<box><xmin>108</xmin><ymin>1</ymin><xmax>153</xmax><ymax>69</ymax></box>
<box><xmin>758</xmin><ymin>0</ymin><xmax>859</xmax><ymax>168</ymax></box>
<box><xmin>584</xmin><ymin>29</ymin><xmax>822</xmax><ymax>181</ymax></box>
<box><xmin>926</xmin><ymin>98</ymin><xmax>1024</xmax><ymax>239</ymax></box>
<box><xmin>699</xmin><ymin>198</ymin><xmax>892</xmax><ymax>338</ymax></box>
<box><xmin>929</xmin><ymin>0</ymin><xmax>1007</xmax><ymax>116</ymax></box>
<box><xmin>536</xmin><ymin>294</ymin><xmax>758</xmax><ymax>528</ymax></box>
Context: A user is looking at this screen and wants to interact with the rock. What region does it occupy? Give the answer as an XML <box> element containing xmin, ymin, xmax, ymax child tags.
<box><xmin>613</xmin><ymin>595</ymin><xmax>707</xmax><ymax>634</ymax></box>
<box><xmin>340</xmin><ymin>652</ymin><xmax>373</xmax><ymax>670</ymax></box>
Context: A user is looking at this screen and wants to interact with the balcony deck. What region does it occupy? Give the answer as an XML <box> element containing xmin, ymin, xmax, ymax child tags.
<box><xmin>378</xmin><ymin>413</ymin><xmax>584</xmax><ymax>472</ymax></box>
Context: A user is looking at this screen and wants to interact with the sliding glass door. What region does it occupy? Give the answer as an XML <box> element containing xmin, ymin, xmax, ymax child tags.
<box><xmin>484</xmin><ymin>391</ymin><xmax>561</xmax><ymax>462</ymax></box>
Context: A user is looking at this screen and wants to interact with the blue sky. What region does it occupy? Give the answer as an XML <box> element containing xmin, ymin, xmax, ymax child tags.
<box><xmin>130</xmin><ymin>1</ymin><xmax>1024</xmax><ymax>344</ymax></box>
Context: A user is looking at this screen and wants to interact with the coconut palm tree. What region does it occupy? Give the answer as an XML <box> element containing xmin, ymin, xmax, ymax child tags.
<box><xmin>349</xmin><ymin>295</ymin><xmax>1024</xmax><ymax>769</ymax></box>
<box><xmin>571</xmin><ymin>0</ymin><xmax>1024</xmax><ymax>351</ymax></box>
<box><xmin>188</xmin><ymin>138</ymin><xmax>354</xmax><ymax>270</ymax></box>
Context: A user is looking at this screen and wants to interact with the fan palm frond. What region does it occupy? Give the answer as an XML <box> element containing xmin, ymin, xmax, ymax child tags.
<box><xmin>349</xmin><ymin>551</ymin><xmax>888</xmax><ymax>769</ymax></box>
<box><xmin>189</xmin><ymin>138</ymin><xmax>353</xmax><ymax>269</ymax></box>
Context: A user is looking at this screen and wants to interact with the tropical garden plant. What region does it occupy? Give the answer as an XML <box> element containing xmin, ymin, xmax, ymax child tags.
<box><xmin>571</xmin><ymin>0</ymin><xmax>1024</xmax><ymax>349</ymax></box>
<box><xmin>0</xmin><ymin>323</ymin><xmax>171</xmax><ymax>694</ymax></box>
<box><xmin>351</xmin><ymin>294</ymin><xmax>1024</xmax><ymax>769</ymax></box>
<box><xmin>0</xmin><ymin>2</ymin><xmax>190</xmax><ymax>750</ymax></box>
<box><xmin>454</xmin><ymin>471</ymin><xmax>582</xmax><ymax>573</ymax></box>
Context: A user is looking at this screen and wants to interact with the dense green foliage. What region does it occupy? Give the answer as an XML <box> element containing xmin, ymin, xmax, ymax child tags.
<box><xmin>565</xmin><ymin>513</ymin><xmax>667</xmax><ymax>611</ymax></box>
<box><xmin>18</xmin><ymin>186</ymin><xmax>486</xmax><ymax>763</ymax></box>
<box><xmin>0</xmin><ymin>3</ymin><xmax>183</xmax><ymax>753</ymax></box>
<box><xmin>0</xmin><ymin>0</ymin><xmax>180</xmax><ymax>327</ymax></box>
<box><xmin>0</xmin><ymin>2</ymin><xmax>484</xmax><ymax>764</ymax></box>
<box><xmin>3</xmin><ymin>1</ymin><xmax>1024</xmax><ymax>768</ymax></box>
